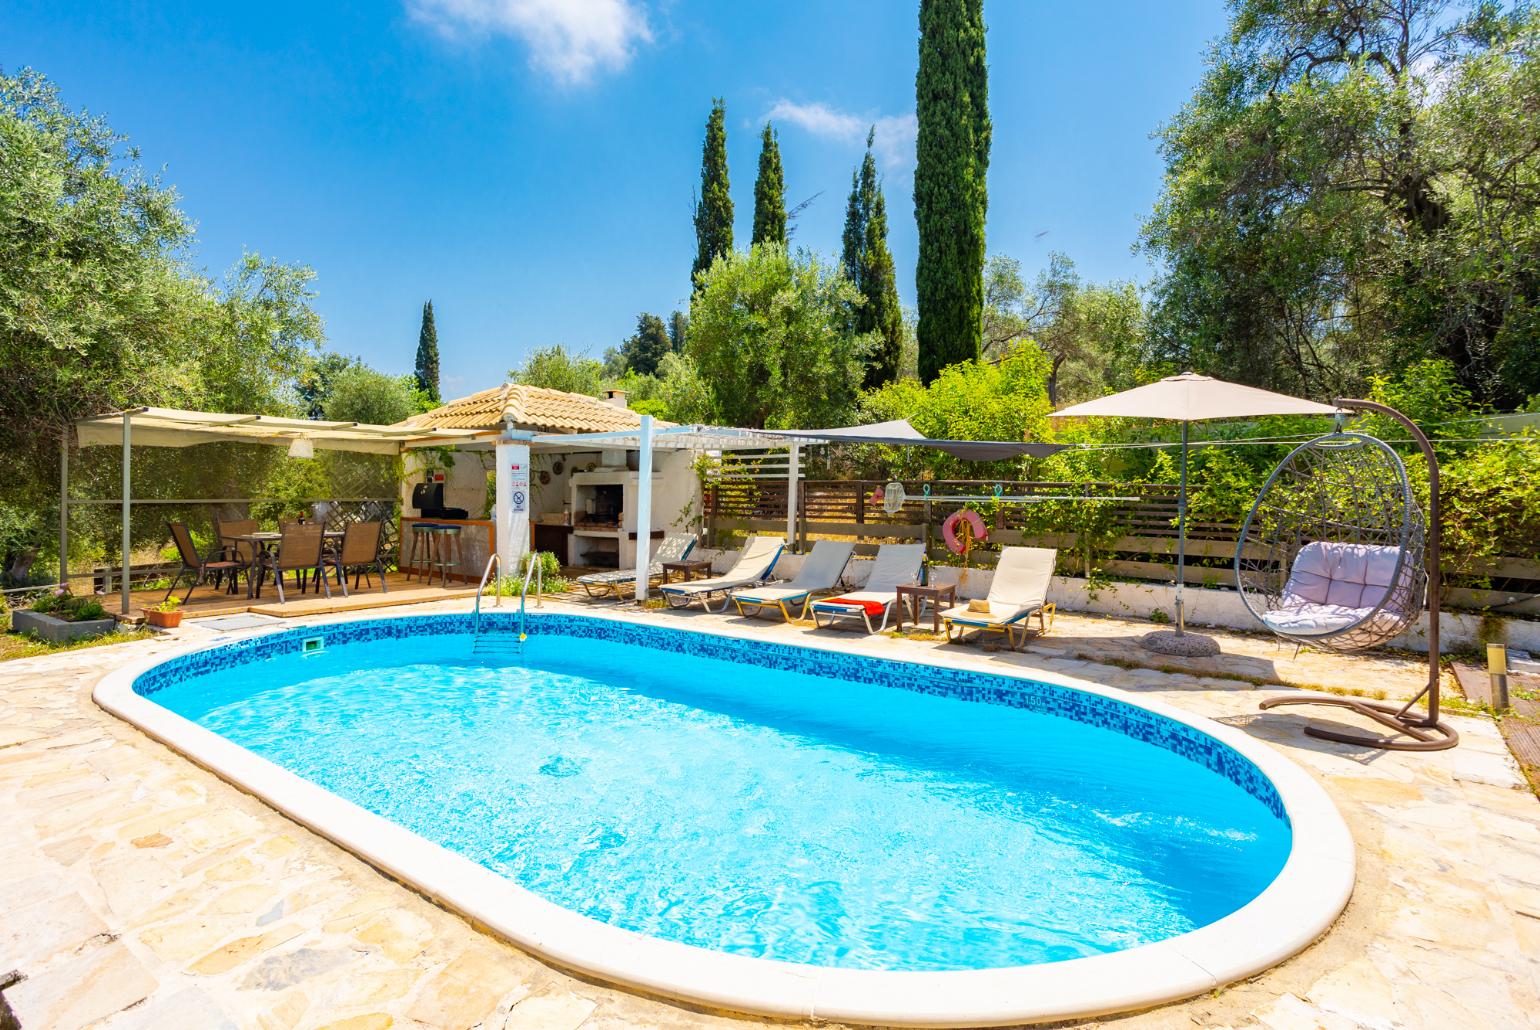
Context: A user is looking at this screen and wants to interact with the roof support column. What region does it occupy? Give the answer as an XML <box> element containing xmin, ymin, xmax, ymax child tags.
<box><xmin>495</xmin><ymin>427</ymin><xmax>535</xmax><ymax>588</ymax></box>
<box><xmin>785</xmin><ymin>443</ymin><xmax>801</xmax><ymax>551</ymax></box>
<box><xmin>632</xmin><ymin>415</ymin><xmax>655</xmax><ymax>602</ymax></box>
<box><xmin>121</xmin><ymin>411</ymin><xmax>132</xmax><ymax>615</ymax></box>
<box><xmin>59</xmin><ymin>431</ymin><xmax>69</xmax><ymax>588</ymax></box>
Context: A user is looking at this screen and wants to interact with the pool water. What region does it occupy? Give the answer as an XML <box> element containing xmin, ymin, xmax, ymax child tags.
<box><xmin>149</xmin><ymin>629</ymin><xmax>1291</xmax><ymax>972</ymax></box>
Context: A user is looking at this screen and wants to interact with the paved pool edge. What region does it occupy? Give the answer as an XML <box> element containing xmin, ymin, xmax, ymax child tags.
<box><xmin>93</xmin><ymin>609</ymin><xmax>1355</xmax><ymax>1027</ymax></box>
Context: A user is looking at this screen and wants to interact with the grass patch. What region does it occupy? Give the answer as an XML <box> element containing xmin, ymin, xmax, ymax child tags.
<box><xmin>0</xmin><ymin>620</ymin><xmax>153</xmax><ymax>663</ymax></box>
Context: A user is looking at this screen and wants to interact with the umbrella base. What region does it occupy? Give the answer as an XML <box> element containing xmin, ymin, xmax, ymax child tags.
<box><xmin>1140</xmin><ymin>629</ymin><xmax>1221</xmax><ymax>657</ymax></box>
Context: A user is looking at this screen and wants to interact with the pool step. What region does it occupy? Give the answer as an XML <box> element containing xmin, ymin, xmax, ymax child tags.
<box><xmin>471</xmin><ymin>633</ymin><xmax>525</xmax><ymax>656</ymax></box>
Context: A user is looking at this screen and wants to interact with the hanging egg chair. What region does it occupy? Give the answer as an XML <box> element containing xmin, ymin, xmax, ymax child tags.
<box><xmin>1239</xmin><ymin>398</ymin><xmax>1457</xmax><ymax>752</ymax></box>
<box><xmin>1235</xmin><ymin>431</ymin><xmax>1427</xmax><ymax>654</ymax></box>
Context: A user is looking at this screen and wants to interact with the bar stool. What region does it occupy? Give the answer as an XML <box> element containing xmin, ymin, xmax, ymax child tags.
<box><xmin>429</xmin><ymin>525</ymin><xmax>462</xmax><ymax>586</ymax></box>
<box><xmin>406</xmin><ymin>522</ymin><xmax>440</xmax><ymax>583</ymax></box>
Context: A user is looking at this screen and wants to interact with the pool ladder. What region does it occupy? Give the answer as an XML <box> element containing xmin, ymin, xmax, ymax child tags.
<box><xmin>471</xmin><ymin>553</ymin><xmax>541</xmax><ymax>656</ymax></box>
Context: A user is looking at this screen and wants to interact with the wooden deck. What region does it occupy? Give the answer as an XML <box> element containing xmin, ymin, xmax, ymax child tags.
<box><xmin>117</xmin><ymin>572</ymin><xmax>477</xmax><ymax>622</ymax></box>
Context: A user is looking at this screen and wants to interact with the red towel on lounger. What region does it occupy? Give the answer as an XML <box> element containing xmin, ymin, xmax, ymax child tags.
<box><xmin>819</xmin><ymin>597</ymin><xmax>888</xmax><ymax>616</ymax></box>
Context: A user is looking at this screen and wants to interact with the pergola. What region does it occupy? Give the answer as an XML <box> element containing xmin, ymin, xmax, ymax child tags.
<box><xmin>71</xmin><ymin>407</ymin><xmax>484</xmax><ymax>613</ymax></box>
<box><xmin>525</xmin><ymin>419</ymin><xmax>1064</xmax><ymax>601</ymax></box>
<box><xmin>72</xmin><ymin>407</ymin><xmax>1064</xmax><ymax>613</ymax></box>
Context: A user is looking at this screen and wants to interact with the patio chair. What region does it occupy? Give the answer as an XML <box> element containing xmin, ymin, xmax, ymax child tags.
<box><xmin>659</xmin><ymin>535</ymin><xmax>784</xmax><ymax>612</ymax></box>
<box><xmin>940</xmin><ymin>546</ymin><xmax>1057</xmax><ymax>649</ymax></box>
<box><xmin>731</xmin><ymin>539</ymin><xmax>856</xmax><ymax>621</ymax></box>
<box><xmin>325</xmin><ymin>521</ymin><xmax>387</xmax><ymax>593</ymax></box>
<box><xmin>809</xmin><ymin>543</ymin><xmax>925</xmax><ymax>633</ymax></box>
<box><xmin>576</xmin><ymin>533</ymin><xmax>696</xmax><ymax>600</ymax></box>
<box><xmin>164</xmin><ymin>521</ymin><xmax>246</xmax><ymax>604</ymax></box>
<box><xmin>254</xmin><ymin>522</ymin><xmax>334</xmax><ymax>603</ymax></box>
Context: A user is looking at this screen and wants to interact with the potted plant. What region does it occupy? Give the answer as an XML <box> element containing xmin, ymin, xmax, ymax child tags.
<box><xmin>145</xmin><ymin>595</ymin><xmax>184</xmax><ymax>629</ymax></box>
<box><xmin>10</xmin><ymin>586</ymin><xmax>117</xmax><ymax>644</ymax></box>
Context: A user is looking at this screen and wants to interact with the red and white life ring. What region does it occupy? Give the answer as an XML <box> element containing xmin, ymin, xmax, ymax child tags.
<box><xmin>942</xmin><ymin>509</ymin><xmax>988</xmax><ymax>554</ymax></box>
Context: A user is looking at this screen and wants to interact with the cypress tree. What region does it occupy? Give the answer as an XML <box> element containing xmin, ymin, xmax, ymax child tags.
<box><xmin>415</xmin><ymin>300</ymin><xmax>440</xmax><ymax>403</ymax></box>
<box><xmin>860</xmin><ymin>191</ymin><xmax>903</xmax><ymax>386</ymax></box>
<box><xmin>840</xmin><ymin>132</ymin><xmax>903</xmax><ymax>387</ymax></box>
<box><xmin>692</xmin><ymin>98</ymin><xmax>733</xmax><ymax>287</ymax></box>
<box><xmin>914</xmin><ymin>0</ymin><xmax>990</xmax><ymax>382</ymax></box>
<box><xmin>668</xmin><ymin>309</ymin><xmax>688</xmax><ymax>352</ymax></box>
<box><xmin>840</xmin><ymin>167</ymin><xmax>864</xmax><ymax>284</ymax></box>
<box><xmin>751</xmin><ymin>122</ymin><xmax>787</xmax><ymax>246</ymax></box>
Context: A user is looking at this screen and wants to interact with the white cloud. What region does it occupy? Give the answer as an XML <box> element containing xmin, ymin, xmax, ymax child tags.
<box><xmin>764</xmin><ymin>99</ymin><xmax>918</xmax><ymax>168</ymax></box>
<box><xmin>408</xmin><ymin>0</ymin><xmax>652</xmax><ymax>86</ymax></box>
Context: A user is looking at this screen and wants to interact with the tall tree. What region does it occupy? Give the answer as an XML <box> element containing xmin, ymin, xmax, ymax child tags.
<box><xmin>509</xmin><ymin>345</ymin><xmax>605</xmax><ymax>397</ymax></box>
<box><xmin>691</xmin><ymin>98</ymin><xmax>733</xmax><ymax>287</ymax></box>
<box><xmin>415</xmin><ymin>300</ymin><xmax>440</xmax><ymax>403</ymax></box>
<box><xmin>858</xmin><ymin>191</ymin><xmax>904</xmax><ymax>387</ymax></box>
<box><xmin>619</xmin><ymin>312</ymin><xmax>673</xmax><ymax>376</ymax></box>
<box><xmin>688</xmin><ymin>244</ymin><xmax>875</xmax><ymax>429</ymax></box>
<box><xmin>751</xmin><ymin>122</ymin><xmax>787</xmax><ymax>246</ymax></box>
<box><xmin>840</xmin><ymin>166</ymin><xmax>866</xmax><ymax>284</ymax></box>
<box><xmin>914</xmin><ymin>0</ymin><xmax>991</xmax><ymax>382</ymax></box>
<box><xmin>667</xmin><ymin>309</ymin><xmax>689</xmax><ymax>353</ymax></box>
<box><xmin>841</xmin><ymin>132</ymin><xmax>903</xmax><ymax>387</ymax></box>
<box><xmin>1142</xmin><ymin>0</ymin><xmax>1540</xmax><ymax>407</ymax></box>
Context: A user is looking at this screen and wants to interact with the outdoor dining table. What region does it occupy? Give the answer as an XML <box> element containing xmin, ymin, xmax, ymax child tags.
<box><xmin>229</xmin><ymin>530</ymin><xmax>343</xmax><ymax>600</ymax></box>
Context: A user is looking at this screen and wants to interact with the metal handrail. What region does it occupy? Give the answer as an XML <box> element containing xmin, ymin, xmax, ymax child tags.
<box><xmin>517</xmin><ymin>555</ymin><xmax>543</xmax><ymax>640</ymax></box>
<box><xmin>472</xmin><ymin>551</ymin><xmax>543</xmax><ymax>645</ymax></box>
<box><xmin>472</xmin><ymin>552</ymin><xmax>501</xmax><ymax>636</ymax></box>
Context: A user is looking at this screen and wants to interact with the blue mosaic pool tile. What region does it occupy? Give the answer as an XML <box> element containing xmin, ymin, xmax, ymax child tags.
<box><xmin>134</xmin><ymin>612</ymin><xmax>1287</xmax><ymax>822</ymax></box>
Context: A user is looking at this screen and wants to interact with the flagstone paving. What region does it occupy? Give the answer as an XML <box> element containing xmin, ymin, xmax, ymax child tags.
<box><xmin>2</xmin><ymin>597</ymin><xmax>1537</xmax><ymax>1029</ymax></box>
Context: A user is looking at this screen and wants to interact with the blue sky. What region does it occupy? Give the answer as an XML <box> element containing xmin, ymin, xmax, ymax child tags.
<box><xmin>5</xmin><ymin>1</ymin><xmax>1227</xmax><ymax>400</ymax></box>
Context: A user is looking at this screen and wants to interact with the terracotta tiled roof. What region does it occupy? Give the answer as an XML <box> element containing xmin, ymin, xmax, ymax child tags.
<box><xmin>401</xmin><ymin>384</ymin><xmax>669</xmax><ymax>435</ymax></box>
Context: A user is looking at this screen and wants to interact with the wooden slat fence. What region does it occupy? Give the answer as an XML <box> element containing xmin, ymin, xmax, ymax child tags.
<box><xmin>705</xmin><ymin>478</ymin><xmax>1540</xmax><ymax>614</ymax></box>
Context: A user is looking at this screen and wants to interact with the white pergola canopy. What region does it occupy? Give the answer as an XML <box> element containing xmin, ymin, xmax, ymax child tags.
<box><xmin>529</xmin><ymin>420</ymin><xmax>1066</xmax><ymax>602</ymax></box>
<box><xmin>72</xmin><ymin>407</ymin><xmax>1069</xmax><ymax>613</ymax></box>
<box><xmin>69</xmin><ymin>407</ymin><xmax>488</xmax><ymax>614</ymax></box>
<box><xmin>76</xmin><ymin>407</ymin><xmax>484</xmax><ymax>454</ymax></box>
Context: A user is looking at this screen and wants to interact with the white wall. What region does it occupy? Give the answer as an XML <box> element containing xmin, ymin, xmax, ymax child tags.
<box><xmin>531</xmin><ymin>450</ymin><xmax>600</xmax><ymax>519</ymax></box>
<box><xmin>925</xmin><ymin>566</ymin><xmax>1540</xmax><ymax>655</ymax></box>
<box><xmin>400</xmin><ymin>447</ymin><xmax>493</xmax><ymax>518</ymax></box>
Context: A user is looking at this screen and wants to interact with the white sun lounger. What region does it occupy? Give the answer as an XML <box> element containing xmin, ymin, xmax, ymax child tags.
<box><xmin>659</xmin><ymin>535</ymin><xmax>785</xmax><ymax>612</ymax></box>
<box><xmin>730</xmin><ymin>540</ymin><xmax>856</xmax><ymax>621</ymax></box>
<box><xmin>809</xmin><ymin>543</ymin><xmax>926</xmax><ymax>633</ymax></box>
<box><xmin>576</xmin><ymin>533</ymin><xmax>696</xmax><ymax>599</ymax></box>
<box><xmin>941</xmin><ymin>546</ymin><xmax>1057</xmax><ymax>649</ymax></box>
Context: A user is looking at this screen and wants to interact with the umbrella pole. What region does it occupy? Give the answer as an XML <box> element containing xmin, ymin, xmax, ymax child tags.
<box><xmin>1176</xmin><ymin>422</ymin><xmax>1187</xmax><ymax>635</ymax></box>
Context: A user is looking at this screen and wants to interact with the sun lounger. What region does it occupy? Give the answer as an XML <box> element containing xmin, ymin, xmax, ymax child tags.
<box><xmin>576</xmin><ymin>533</ymin><xmax>696</xmax><ymax>599</ymax></box>
<box><xmin>659</xmin><ymin>535</ymin><xmax>785</xmax><ymax>612</ymax></box>
<box><xmin>730</xmin><ymin>540</ymin><xmax>856</xmax><ymax>621</ymax></box>
<box><xmin>809</xmin><ymin>543</ymin><xmax>926</xmax><ymax>633</ymax></box>
<box><xmin>941</xmin><ymin>546</ymin><xmax>1057</xmax><ymax>649</ymax></box>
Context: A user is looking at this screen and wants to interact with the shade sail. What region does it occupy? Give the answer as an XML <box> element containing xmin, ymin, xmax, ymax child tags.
<box><xmin>76</xmin><ymin>407</ymin><xmax>483</xmax><ymax>455</ymax></box>
<box><xmin>530</xmin><ymin>420</ymin><xmax>1065</xmax><ymax>459</ymax></box>
<box><xmin>772</xmin><ymin>419</ymin><xmax>1066</xmax><ymax>460</ymax></box>
<box><xmin>1050</xmin><ymin>374</ymin><xmax>1341</xmax><ymax>422</ymax></box>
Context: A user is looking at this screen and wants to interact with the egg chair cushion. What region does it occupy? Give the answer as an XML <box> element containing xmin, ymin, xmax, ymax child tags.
<box><xmin>1263</xmin><ymin>542</ymin><xmax>1409</xmax><ymax>637</ymax></box>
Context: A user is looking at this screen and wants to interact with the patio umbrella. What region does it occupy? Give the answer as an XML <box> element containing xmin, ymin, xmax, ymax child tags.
<box><xmin>1050</xmin><ymin>373</ymin><xmax>1340</xmax><ymax>652</ymax></box>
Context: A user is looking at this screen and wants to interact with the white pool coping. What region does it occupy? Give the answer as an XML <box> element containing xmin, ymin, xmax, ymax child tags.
<box><xmin>94</xmin><ymin>609</ymin><xmax>1355</xmax><ymax>1028</ymax></box>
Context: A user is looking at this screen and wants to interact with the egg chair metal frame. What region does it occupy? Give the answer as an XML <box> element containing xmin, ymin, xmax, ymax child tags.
<box><xmin>1239</xmin><ymin>399</ymin><xmax>1457</xmax><ymax>751</ymax></box>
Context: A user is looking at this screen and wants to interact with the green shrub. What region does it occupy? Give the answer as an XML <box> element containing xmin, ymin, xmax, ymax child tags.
<box><xmin>30</xmin><ymin>586</ymin><xmax>109</xmax><ymax>622</ymax></box>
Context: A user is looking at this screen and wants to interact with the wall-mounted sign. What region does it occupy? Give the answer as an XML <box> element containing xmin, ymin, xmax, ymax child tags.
<box><xmin>510</xmin><ymin>462</ymin><xmax>530</xmax><ymax>515</ymax></box>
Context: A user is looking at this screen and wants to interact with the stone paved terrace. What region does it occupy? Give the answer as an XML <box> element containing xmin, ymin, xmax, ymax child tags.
<box><xmin>2</xmin><ymin>597</ymin><xmax>1539</xmax><ymax>1030</ymax></box>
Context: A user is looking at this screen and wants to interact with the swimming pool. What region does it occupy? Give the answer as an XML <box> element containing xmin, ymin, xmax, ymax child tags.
<box><xmin>98</xmin><ymin>612</ymin><xmax>1354</xmax><ymax>1026</ymax></box>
